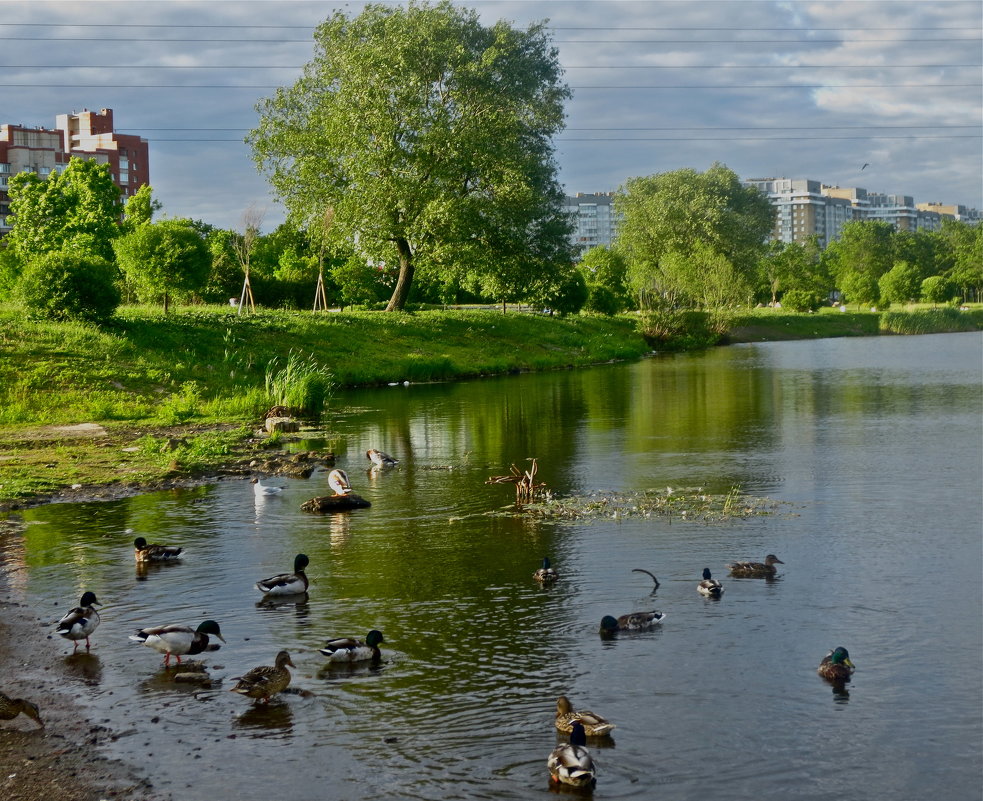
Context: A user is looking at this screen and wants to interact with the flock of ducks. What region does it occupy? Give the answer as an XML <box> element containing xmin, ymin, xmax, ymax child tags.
<box><xmin>535</xmin><ymin>553</ymin><xmax>855</xmax><ymax>789</ymax></box>
<box><xmin>4</xmin><ymin>450</ymin><xmax>858</xmax><ymax>793</ymax></box>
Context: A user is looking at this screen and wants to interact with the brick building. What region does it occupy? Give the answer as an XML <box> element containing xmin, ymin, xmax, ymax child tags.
<box><xmin>0</xmin><ymin>108</ymin><xmax>149</xmax><ymax>233</ymax></box>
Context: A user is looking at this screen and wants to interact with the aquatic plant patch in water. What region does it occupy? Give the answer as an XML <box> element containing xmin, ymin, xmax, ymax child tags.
<box><xmin>516</xmin><ymin>486</ymin><xmax>793</xmax><ymax>524</ymax></box>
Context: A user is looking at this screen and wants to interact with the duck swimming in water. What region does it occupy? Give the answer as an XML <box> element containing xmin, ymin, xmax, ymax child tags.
<box><xmin>255</xmin><ymin>553</ymin><xmax>310</xmax><ymax>596</ymax></box>
<box><xmin>599</xmin><ymin>610</ymin><xmax>666</xmax><ymax>635</ymax></box>
<box><xmin>533</xmin><ymin>557</ymin><xmax>559</xmax><ymax>583</ymax></box>
<box><xmin>554</xmin><ymin>695</ymin><xmax>615</xmax><ymax>737</ymax></box>
<box><xmin>133</xmin><ymin>536</ymin><xmax>183</xmax><ymax>563</ymax></box>
<box><xmin>548</xmin><ymin>721</ymin><xmax>596</xmax><ymax>788</ymax></box>
<box><xmin>319</xmin><ymin>630</ymin><xmax>385</xmax><ymax>663</ymax></box>
<box><xmin>697</xmin><ymin>568</ymin><xmax>724</xmax><ymax>597</ymax></box>
<box><xmin>726</xmin><ymin>554</ymin><xmax>784</xmax><ymax>577</ymax></box>
<box><xmin>818</xmin><ymin>646</ymin><xmax>856</xmax><ymax>682</ymax></box>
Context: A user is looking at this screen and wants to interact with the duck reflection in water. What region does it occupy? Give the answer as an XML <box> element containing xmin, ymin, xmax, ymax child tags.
<box><xmin>233</xmin><ymin>700</ymin><xmax>295</xmax><ymax>735</ymax></box>
<box><xmin>256</xmin><ymin>593</ymin><xmax>310</xmax><ymax>621</ymax></box>
<box><xmin>63</xmin><ymin>651</ymin><xmax>102</xmax><ymax>684</ymax></box>
<box><xmin>329</xmin><ymin>513</ymin><xmax>351</xmax><ymax>548</ymax></box>
<box><xmin>136</xmin><ymin>558</ymin><xmax>183</xmax><ymax>581</ymax></box>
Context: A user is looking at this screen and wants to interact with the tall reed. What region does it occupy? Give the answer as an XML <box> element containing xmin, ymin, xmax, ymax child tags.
<box><xmin>264</xmin><ymin>352</ymin><xmax>334</xmax><ymax>420</ymax></box>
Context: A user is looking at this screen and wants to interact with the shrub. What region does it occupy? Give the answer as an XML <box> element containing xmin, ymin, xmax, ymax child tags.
<box><xmin>16</xmin><ymin>249</ymin><xmax>120</xmax><ymax>323</ymax></box>
<box><xmin>921</xmin><ymin>275</ymin><xmax>955</xmax><ymax>306</ymax></box>
<box><xmin>264</xmin><ymin>352</ymin><xmax>334</xmax><ymax>420</ymax></box>
<box><xmin>779</xmin><ymin>289</ymin><xmax>821</xmax><ymax>313</ymax></box>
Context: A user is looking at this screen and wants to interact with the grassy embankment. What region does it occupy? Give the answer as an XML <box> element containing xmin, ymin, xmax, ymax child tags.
<box><xmin>1</xmin><ymin>302</ymin><xmax>979</xmax><ymax>506</ymax></box>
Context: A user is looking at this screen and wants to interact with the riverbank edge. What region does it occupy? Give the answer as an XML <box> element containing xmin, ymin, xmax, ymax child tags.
<box><xmin>2</xmin><ymin>308</ymin><xmax>980</xmax><ymax>511</ymax></box>
<box><xmin>0</xmin><ymin>521</ymin><xmax>172</xmax><ymax>801</ymax></box>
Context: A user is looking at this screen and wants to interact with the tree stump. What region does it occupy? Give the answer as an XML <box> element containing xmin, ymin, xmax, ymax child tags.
<box><xmin>301</xmin><ymin>494</ymin><xmax>371</xmax><ymax>513</ymax></box>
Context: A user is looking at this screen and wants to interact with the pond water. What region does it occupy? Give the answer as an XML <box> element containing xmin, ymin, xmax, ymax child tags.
<box><xmin>3</xmin><ymin>331</ymin><xmax>981</xmax><ymax>800</ymax></box>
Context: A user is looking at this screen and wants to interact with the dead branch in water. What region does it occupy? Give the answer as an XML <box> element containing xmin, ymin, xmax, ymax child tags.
<box><xmin>632</xmin><ymin>568</ymin><xmax>660</xmax><ymax>588</ymax></box>
<box><xmin>486</xmin><ymin>458</ymin><xmax>547</xmax><ymax>504</ymax></box>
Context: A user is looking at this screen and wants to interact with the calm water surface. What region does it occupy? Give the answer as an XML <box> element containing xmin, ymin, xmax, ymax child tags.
<box><xmin>3</xmin><ymin>332</ymin><xmax>981</xmax><ymax>800</ymax></box>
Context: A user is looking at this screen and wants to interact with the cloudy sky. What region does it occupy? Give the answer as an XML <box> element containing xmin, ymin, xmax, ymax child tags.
<box><xmin>4</xmin><ymin>0</ymin><xmax>980</xmax><ymax>230</ymax></box>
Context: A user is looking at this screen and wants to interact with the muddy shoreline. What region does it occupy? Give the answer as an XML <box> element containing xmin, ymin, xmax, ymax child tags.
<box><xmin>0</xmin><ymin>520</ymin><xmax>171</xmax><ymax>801</ymax></box>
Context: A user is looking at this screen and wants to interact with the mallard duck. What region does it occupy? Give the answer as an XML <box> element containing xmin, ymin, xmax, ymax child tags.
<box><xmin>599</xmin><ymin>610</ymin><xmax>666</xmax><ymax>635</ymax></box>
<box><xmin>319</xmin><ymin>630</ymin><xmax>384</xmax><ymax>663</ymax></box>
<box><xmin>366</xmin><ymin>449</ymin><xmax>398</xmax><ymax>468</ymax></box>
<box><xmin>255</xmin><ymin>553</ymin><xmax>310</xmax><ymax>596</ymax></box>
<box><xmin>55</xmin><ymin>591</ymin><xmax>100</xmax><ymax>652</ymax></box>
<box><xmin>818</xmin><ymin>646</ymin><xmax>856</xmax><ymax>682</ymax></box>
<box><xmin>252</xmin><ymin>477</ymin><xmax>284</xmax><ymax>496</ymax></box>
<box><xmin>533</xmin><ymin>556</ymin><xmax>559</xmax><ymax>583</ymax></box>
<box><xmin>555</xmin><ymin>695</ymin><xmax>615</xmax><ymax>737</ymax></box>
<box><xmin>697</xmin><ymin>568</ymin><xmax>724</xmax><ymax>597</ymax></box>
<box><xmin>0</xmin><ymin>691</ymin><xmax>43</xmax><ymax>728</ymax></box>
<box><xmin>133</xmin><ymin>536</ymin><xmax>183</xmax><ymax>563</ymax></box>
<box><xmin>328</xmin><ymin>469</ymin><xmax>353</xmax><ymax>496</ymax></box>
<box><xmin>230</xmin><ymin>650</ymin><xmax>295</xmax><ymax>703</ymax></box>
<box><xmin>547</xmin><ymin>721</ymin><xmax>596</xmax><ymax>788</ymax></box>
<box><xmin>726</xmin><ymin>554</ymin><xmax>784</xmax><ymax>577</ymax></box>
<box><xmin>129</xmin><ymin>620</ymin><xmax>225</xmax><ymax>666</ymax></box>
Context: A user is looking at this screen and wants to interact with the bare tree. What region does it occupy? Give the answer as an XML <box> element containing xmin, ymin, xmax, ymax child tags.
<box><xmin>235</xmin><ymin>204</ymin><xmax>265</xmax><ymax>314</ymax></box>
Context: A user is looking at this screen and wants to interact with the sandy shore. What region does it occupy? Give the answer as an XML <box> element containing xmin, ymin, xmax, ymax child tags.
<box><xmin>0</xmin><ymin>520</ymin><xmax>170</xmax><ymax>801</ymax></box>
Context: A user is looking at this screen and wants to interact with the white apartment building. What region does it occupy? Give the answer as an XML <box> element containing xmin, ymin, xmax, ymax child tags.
<box><xmin>563</xmin><ymin>192</ymin><xmax>621</xmax><ymax>258</ymax></box>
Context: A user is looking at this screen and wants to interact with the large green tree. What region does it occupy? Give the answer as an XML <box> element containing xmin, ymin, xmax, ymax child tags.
<box><xmin>113</xmin><ymin>219</ymin><xmax>211</xmax><ymax>312</ymax></box>
<box><xmin>614</xmin><ymin>163</ymin><xmax>774</xmax><ymax>309</ymax></box>
<box><xmin>249</xmin><ymin>0</ymin><xmax>572</xmax><ymax>311</ymax></box>
<box><xmin>6</xmin><ymin>157</ymin><xmax>123</xmax><ymax>262</ymax></box>
<box><xmin>939</xmin><ymin>219</ymin><xmax>983</xmax><ymax>302</ymax></box>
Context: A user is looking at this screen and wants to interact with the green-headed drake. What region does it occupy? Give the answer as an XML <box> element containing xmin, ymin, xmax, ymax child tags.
<box><xmin>55</xmin><ymin>591</ymin><xmax>100</xmax><ymax>652</ymax></box>
<box><xmin>599</xmin><ymin>610</ymin><xmax>666</xmax><ymax>635</ymax></box>
<box><xmin>319</xmin><ymin>630</ymin><xmax>384</xmax><ymax>663</ymax></box>
<box><xmin>548</xmin><ymin>721</ymin><xmax>596</xmax><ymax>788</ymax></box>
<box><xmin>818</xmin><ymin>646</ymin><xmax>856</xmax><ymax>682</ymax></box>
<box><xmin>255</xmin><ymin>553</ymin><xmax>310</xmax><ymax>596</ymax></box>
<box><xmin>697</xmin><ymin>568</ymin><xmax>724</xmax><ymax>597</ymax></box>
<box><xmin>129</xmin><ymin>620</ymin><xmax>225</xmax><ymax>666</ymax></box>
<box><xmin>533</xmin><ymin>557</ymin><xmax>559</xmax><ymax>583</ymax></box>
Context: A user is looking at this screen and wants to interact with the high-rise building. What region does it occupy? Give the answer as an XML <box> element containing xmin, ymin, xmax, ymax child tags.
<box><xmin>562</xmin><ymin>192</ymin><xmax>621</xmax><ymax>258</ymax></box>
<box><xmin>0</xmin><ymin>108</ymin><xmax>149</xmax><ymax>233</ymax></box>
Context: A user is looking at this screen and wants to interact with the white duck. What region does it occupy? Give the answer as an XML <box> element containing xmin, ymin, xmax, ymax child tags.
<box><xmin>327</xmin><ymin>469</ymin><xmax>353</xmax><ymax>496</ymax></box>
<box><xmin>366</xmin><ymin>449</ymin><xmax>399</xmax><ymax>468</ymax></box>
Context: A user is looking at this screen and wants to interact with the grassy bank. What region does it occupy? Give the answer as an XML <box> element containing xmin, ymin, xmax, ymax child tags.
<box><xmin>1</xmin><ymin>302</ymin><xmax>979</xmax><ymax>507</ymax></box>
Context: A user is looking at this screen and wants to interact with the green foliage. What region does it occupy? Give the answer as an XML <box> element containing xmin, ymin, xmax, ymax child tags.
<box><xmin>839</xmin><ymin>270</ymin><xmax>880</xmax><ymax>309</ymax></box>
<box><xmin>123</xmin><ymin>184</ymin><xmax>161</xmax><ymax>229</ymax></box>
<box><xmin>580</xmin><ymin>246</ymin><xmax>632</xmax><ymax>314</ymax></box>
<box><xmin>0</xmin><ymin>246</ymin><xmax>22</xmax><ymax>302</ymax></box>
<box><xmin>264</xmin><ymin>352</ymin><xmax>334</xmax><ymax>419</ymax></box>
<box><xmin>616</xmin><ymin>164</ymin><xmax>773</xmax><ymax>309</ymax></box>
<box><xmin>15</xmin><ymin>249</ymin><xmax>120</xmax><ymax>324</ymax></box>
<box><xmin>880</xmin><ymin>307</ymin><xmax>977</xmax><ymax>335</ymax></box>
<box><xmin>920</xmin><ymin>275</ymin><xmax>956</xmax><ymax>305</ymax></box>
<box><xmin>758</xmin><ymin>237</ymin><xmax>830</xmax><ymax>306</ymax></box>
<box><xmin>826</xmin><ymin>220</ymin><xmax>896</xmax><ymax>291</ymax></box>
<box><xmin>780</xmin><ymin>288</ymin><xmax>822</xmax><ymax>313</ymax></box>
<box><xmin>6</xmin><ymin>157</ymin><xmax>123</xmax><ymax>262</ymax></box>
<box><xmin>637</xmin><ymin>309</ymin><xmax>720</xmax><ymax>350</ymax></box>
<box><xmin>878</xmin><ymin>260</ymin><xmax>923</xmax><ymax>306</ymax></box>
<box><xmin>250</xmin><ymin>0</ymin><xmax>572</xmax><ymax>311</ymax></box>
<box><xmin>157</xmin><ymin>381</ymin><xmax>203</xmax><ymax>425</ymax></box>
<box><xmin>331</xmin><ymin>256</ymin><xmax>386</xmax><ymax>308</ymax></box>
<box><xmin>113</xmin><ymin>219</ymin><xmax>212</xmax><ymax>312</ymax></box>
<box><xmin>939</xmin><ymin>219</ymin><xmax>983</xmax><ymax>301</ymax></box>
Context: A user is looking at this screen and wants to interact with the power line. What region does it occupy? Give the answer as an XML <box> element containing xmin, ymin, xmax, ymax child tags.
<box><xmin>144</xmin><ymin>134</ymin><xmax>981</xmax><ymax>142</ymax></box>
<box><xmin>1</xmin><ymin>36</ymin><xmax>979</xmax><ymax>44</ymax></box>
<box><xmin>7</xmin><ymin>83</ymin><xmax>979</xmax><ymax>89</ymax></box>
<box><xmin>9</xmin><ymin>63</ymin><xmax>980</xmax><ymax>69</ymax></box>
<box><xmin>1</xmin><ymin>23</ymin><xmax>978</xmax><ymax>30</ymax></box>
<box><xmin>119</xmin><ymin>125</ymin><xmax>982</xmax><ymax>132</ymax></box>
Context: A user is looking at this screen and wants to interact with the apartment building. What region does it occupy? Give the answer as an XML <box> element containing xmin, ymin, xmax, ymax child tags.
<box><xmin>0</xmin><ymin>108</ymin><xmax>149</xmax><ymax>233</ymax></box>
<box><xmin>563</xmin><ymin>192</ymin><xmax>621</xmax><ymax>258</ymax></box>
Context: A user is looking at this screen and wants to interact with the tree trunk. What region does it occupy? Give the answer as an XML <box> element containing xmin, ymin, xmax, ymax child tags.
<box><xmin>385</xmin><ymin>237</ymin><xmax>415</xmax><ymax>311</ymax></box>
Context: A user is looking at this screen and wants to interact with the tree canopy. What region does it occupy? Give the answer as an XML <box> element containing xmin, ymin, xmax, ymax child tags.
<box><xmin>249</xmin><ymin>0</ymin><xmax>572</xmax><ymax>311</ymax></box>
<box><xmin>614</xmin><ymin>163</ymin><xmax>774</xmax><ymax>309</ymax></box>
<box><xmin>7</xmin><ymin>157</ymin><xmax>123</xmax><ymax>262</ymax></box>
<box><xmin>113</xmin><ymin>219</ymin><xmax>211</xmax><ymax>312</ymax></box>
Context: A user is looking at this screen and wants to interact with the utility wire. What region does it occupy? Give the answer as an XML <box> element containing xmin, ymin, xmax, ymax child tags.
<box><xmin>9</xmin><ymin>63</ymin><xmax>980</xmax><ymax>69</ymax></box>
<box><xmin>7</xmin><ymin>83</ymin><xmax>978</xmax><ymax>89</ymax></box>
<box><xmin>1</xmin><ymin>36</ymin><xmax>979</xmax><ymax>44</ymax></box>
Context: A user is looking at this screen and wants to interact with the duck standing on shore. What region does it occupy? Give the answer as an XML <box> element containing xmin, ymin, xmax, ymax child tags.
<box><xmin>55</xmin><ymin>591</ymin><xmax>100</xmax><ymax>652</ymax></box>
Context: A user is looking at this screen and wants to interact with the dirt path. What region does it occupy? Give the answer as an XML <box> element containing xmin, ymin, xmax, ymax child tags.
<box><xmin>0</xmin><ymin>521</ymin><xmax>170</xmax><ymax>801</ymax></box>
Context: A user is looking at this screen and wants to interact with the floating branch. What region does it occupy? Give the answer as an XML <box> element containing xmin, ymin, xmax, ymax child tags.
<box><xmin>486</xmin><ymin>457</ymin><xmax>547</xmax><ymax>504</ymax></box>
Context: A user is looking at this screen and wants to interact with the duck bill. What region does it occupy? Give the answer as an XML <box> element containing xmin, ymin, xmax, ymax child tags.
<box><xmin>843</xmin><ymin>657</ymin><xmax>855</xmax><ymax>668</ymax></box>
